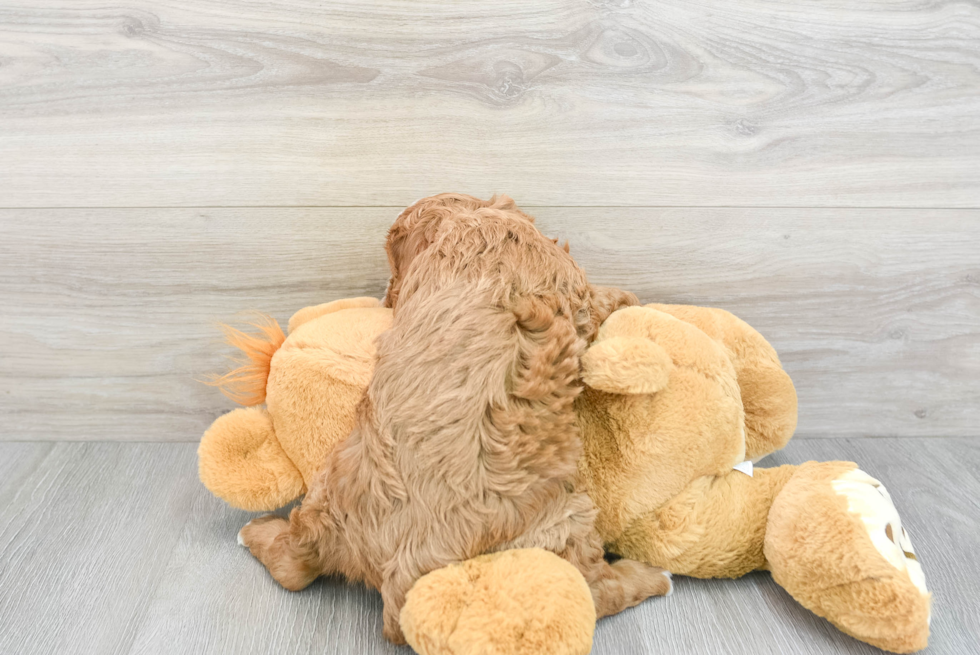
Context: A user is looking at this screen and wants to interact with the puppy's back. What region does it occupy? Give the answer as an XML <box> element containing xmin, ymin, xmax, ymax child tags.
<box><xmin>374</xmin><ymin>281</ymin><xmax>580</xmax><ymax>474</ymax></box>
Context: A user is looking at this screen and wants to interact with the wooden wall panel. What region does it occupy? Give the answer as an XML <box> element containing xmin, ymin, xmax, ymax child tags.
<box><xmin>1</xmin><ymin>0</ymin><xmax>978</xmax><ymax>207</ymax></box>
<box><xmin>1</xmin><ymin>207</ymin><xmax>977</xmax><ymax>441</ymax></box>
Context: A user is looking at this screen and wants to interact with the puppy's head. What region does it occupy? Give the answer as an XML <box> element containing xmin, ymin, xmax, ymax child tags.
<box><xmin>383</xmin><ymin>193</ymin><xmax>527</xmax><ymax>308</ymax></box>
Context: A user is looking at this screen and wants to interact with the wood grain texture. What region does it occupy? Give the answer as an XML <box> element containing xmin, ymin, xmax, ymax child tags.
<box><xmin>0</xmin><ymin>439</ymin><xmax>977</xmax><ymax>654</ymax></box>
<box><xmin>2</xmin><ymin>207</ymin><xmax>977</xmax><ymax>441</ymax></box>
<box><xmin>0</xmin><ymin>442</ymin><xmax>203</xmax><ymax>655</ymax></box>
<box><xmin>1</xmin><ymin>0</ymin><xmax>978</xmax><ymax>207</ymax></box>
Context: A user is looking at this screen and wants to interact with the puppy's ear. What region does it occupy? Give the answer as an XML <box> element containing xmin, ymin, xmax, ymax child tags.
<box><xmin>383</xmin><ymin>220</ymin><xmax>411</xmax><ymax>308</ymax></box>
<box><xmin>383</xmin><ymin>199</ymin><xmax>444</xmax><ymax>308</ymax></box>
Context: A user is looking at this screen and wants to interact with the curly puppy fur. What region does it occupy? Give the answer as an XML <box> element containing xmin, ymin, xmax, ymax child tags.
<box><xmin>240</xmin><ymin>194</ymin><xmax>671</xmax><ymax>643</ymax></box>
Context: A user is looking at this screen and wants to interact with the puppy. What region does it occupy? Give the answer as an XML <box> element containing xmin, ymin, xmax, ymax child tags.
<box><xmin>241</xmin><ymin>194</ymin><xmax>671</xmax><ymax>643</ymax></box>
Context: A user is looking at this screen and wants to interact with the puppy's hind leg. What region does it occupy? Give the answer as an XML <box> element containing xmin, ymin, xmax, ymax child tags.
<box><xmin>588</xmin><ymin>557</ymin><xmax>673</xmax><ymax>618</ymax></box>
<box><xmin>559</xmin><ymin>501</ymin><xmax>672</xmax><ymax>618</ymax></box>
<box><xmin>380</xmin><ymin>568</ymin><xmax>417</xmax><ymax>645</ymax></box>
<box><xmin>239</xmin><ymin>509</ymin><xmax>325</xmax><ymax>592</ymax></box>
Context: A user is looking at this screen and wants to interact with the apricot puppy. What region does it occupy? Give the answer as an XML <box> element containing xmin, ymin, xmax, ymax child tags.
<box><xmin>241</xmin><ymin>194</ymin><xmax>670</xmax><ymax>643</ymax></box>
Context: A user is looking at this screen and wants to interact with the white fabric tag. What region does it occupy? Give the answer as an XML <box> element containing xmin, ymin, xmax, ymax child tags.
<box><xmin>733</xmin><ymin>460</ymin><xmax>754</xmax><ymax>477</ymax></box>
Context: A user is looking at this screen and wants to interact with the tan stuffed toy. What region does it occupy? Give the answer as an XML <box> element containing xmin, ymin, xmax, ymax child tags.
<box><xmin>576</xmin><ymin>304</ymin><xmax>930</xmax><ymax>654</ymax></box>
<box><xmin>199</xmin><ymin>298</ymin><xmax>931</xmax><ymax>655</ymax></box>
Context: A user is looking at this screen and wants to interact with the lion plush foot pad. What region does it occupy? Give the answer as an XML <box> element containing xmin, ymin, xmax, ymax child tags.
<box><xmin>831</xmin><ymin>469</ymin><xmax>927</xmax><ymax>597</ymax></box>
<box><xmin>400</xmin><ymin>549</ymin><xmax>596</xmax><ymax>655</ymax></box>
<box><xmin>766</xmin><ymin>462</ymin><xmax>931</xmax><ymax>654</ymax></box>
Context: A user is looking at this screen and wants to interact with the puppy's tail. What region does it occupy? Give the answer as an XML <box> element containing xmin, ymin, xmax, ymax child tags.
<box><xmin>205</xmin><ymin>315</ymin><xmax>286</xmax><ymax>406</ymax></box>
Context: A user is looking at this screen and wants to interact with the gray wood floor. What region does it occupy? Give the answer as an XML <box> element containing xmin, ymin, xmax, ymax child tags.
<box><xmin>1</xmin><ymin>438</ymin><xmax>978</xmax><ymax>655</ymax></box>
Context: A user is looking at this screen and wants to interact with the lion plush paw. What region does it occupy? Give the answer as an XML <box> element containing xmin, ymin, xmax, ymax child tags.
<box><xmin>766</xmin><ymin>462</ymin><xmax>931</xmax><ymax>654</ymax></box>
<box><xmin>400</xmin><ymin>549</ymin><xmax>596</xmax><ymax>655</ymax></box>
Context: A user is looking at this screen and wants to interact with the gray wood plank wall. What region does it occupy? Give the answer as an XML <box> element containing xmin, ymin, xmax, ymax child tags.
<box><xmin>1</xmin><ymin>1</ymin><xmax>978</xmax><ymax>442</ymax></box>
<box><xmin>2</xmin><ymin>208</ymin><xmax>977</xmax><ymax>441</ymax></box>
<box><xmin>1</xmin><ymin>0</ymin><xmax>979</xmax><ymax>207</ymax></box>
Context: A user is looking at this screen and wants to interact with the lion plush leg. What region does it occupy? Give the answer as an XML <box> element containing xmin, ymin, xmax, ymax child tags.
<box><xmin>610</xmin><ymin>466</ymin><xmax>798</xmax><ymax>579</ymax></box>
<box><xmin>401</xmin><ymin>549</ymin><xmax>598</xmax><ymax>655</ymax></box>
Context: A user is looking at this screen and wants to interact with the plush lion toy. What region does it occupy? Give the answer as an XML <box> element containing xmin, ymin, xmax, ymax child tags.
<box><xmin>199</xmin><ymin>297</ymin><xmax>930</xmax><ymax>654</ymax></box>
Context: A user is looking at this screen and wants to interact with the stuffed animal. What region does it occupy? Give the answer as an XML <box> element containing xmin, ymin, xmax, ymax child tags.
<box><xmin>199</xmin><ymin>296</ymin><xmax>387</xmax><ymax>512</ymax></box>
<box><xmin>574</xmin><ymin>304</ymin><xmax>930</xmax><ymax>654</ymax></box>
<box><xmin>199</xmin><ymin>297</ymin><xmax>930</xmax><ymax>654</ymax></box>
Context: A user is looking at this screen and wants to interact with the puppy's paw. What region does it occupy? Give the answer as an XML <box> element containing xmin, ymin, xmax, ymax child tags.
<box><xmin>641</xmin><ymin>564</ymin><xmax>673</xmax><ymax>599</ymax></box>
<box><xmin>645</xmin><ymin>566</ymin><xmax>673</xmax><ymax>598</ymax></box>
<box><xmin>609</xmin><ymin>558</ymin><xmax>674</xmax><ymax>604</ymax></box>
<box><xmin>238</xmin><ymin>514</ymin><xmax>288</xmax><ymax>557</ymax></box>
